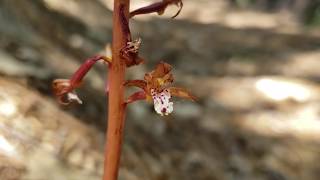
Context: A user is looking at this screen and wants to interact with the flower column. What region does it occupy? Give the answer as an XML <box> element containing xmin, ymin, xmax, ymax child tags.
<box><xmin>103</xmin><ymin>0</ymin><xmax>129</xmax><ymax>179</ymax></box>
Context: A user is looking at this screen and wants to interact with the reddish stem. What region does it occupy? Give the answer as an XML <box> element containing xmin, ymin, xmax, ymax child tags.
<box><xmin>103</xmin><ymin>0</ymin><xmax>129</xmax><ymax>180</ymax></box>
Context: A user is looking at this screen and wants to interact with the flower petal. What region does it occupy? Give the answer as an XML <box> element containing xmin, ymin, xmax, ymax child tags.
<box><xmin>56</xmin><ymin>91</ymin><xmax>83</xmax><ymax>105</ymax></box>
<box><xmin>130</xmin><ymin>2</ymin><xmax>167</xmax><ymax>18</ymax></box>
<box><xmin>130</xmin><ymin>0</ymin><xmax>183</xmax><ymax>19</ymax></box>
<box><xmin>151</xmin><ymin>62</ymin><xmax>172</xmax><ymax>78</ymax></box>
<box><xmin>143</xmin><ymin>62</ymin><xmax>174</xmax><ymax>93</ymax></box>
<box><xmin>52</xmin><ymin>79</ymin><xmax>72</xmax><ymax>96</ymax></box>
<box><xmin>126</xmin><ymin>91</ymin><xmax>147</xmax><ymax>104</ymax></box>
<box><xmin>167</xmin><ymin>87</ymin><xmax>197</xmax><ymax>101</ymax></box>
<box><xmin>169</xmin><ymin>0</ymin><xmax>183</xmax><ymax>18</ymax></box>
<box><xmin>124</xmin><ymin>80</ymin><xmax>147</xmax><ymax>90</ymax></box>
<box><xmin>151</xmin><ymin>89</ymin><xmax>173</xmax><ymax>116</ymax></box>
<box><xmin>158</xmin><ymin>73</ymin><xmax>174</xmax><ymax>86</ymax></box>
<box><xmin>66</xmin><ymin>92</ymin><xmax>83</xmax><ymax>104</ymax></box>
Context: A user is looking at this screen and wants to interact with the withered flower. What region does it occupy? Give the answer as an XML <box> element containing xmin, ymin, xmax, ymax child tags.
<box><xmin>120</xmin><ymin>38</ymin><xmax>144</xmax><ymax>67</ymax></box>
<box><xmin>125</xmin><ymin>62</ymin><xmax>196</xmax><ymax>116</ymax></box>
<box><xmin>130</xmin><ymin>0</ymin><xmax>183</xmax><ymax>19</ymax></box>
<box><xmin>119</xmin><ymin>4</ymin><xmax>144</xmax><ymax>67</ymax></box>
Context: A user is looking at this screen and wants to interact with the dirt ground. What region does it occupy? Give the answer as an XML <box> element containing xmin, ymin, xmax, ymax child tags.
<box><xmin>0</xmin><ymin>0</ymin><xmax>320</xmax><ymax>179</ymax></box>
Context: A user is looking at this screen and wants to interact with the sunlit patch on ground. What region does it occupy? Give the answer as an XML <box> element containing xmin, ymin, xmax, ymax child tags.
<box><xmin>240</xmin><ymin>103</ymin><xmax>320</xmax><ymax>140</ymax></box>
<box><xmin>194</xmin><ymin>75</ymin><xmax>320</xmax><ymax>140</ymax></box>
<box><xmin>0</xmin><ymin>94</ymin><xmax>16</xmax><ymax>118</ymax></box>
<box><xmin>0</xmin><ymin>135</ymin><xmax>16</xmax><ymax>156</ymax></box>
<box><xmin>255</xmin><ymin>77</ymin><xmax>313</xmax><ymax>102</ymax></box>
<box><xmin>241</xmin><ymin>77</ymin><xmax>320</xmax><ymax>139</ymax></box>
<box><xmin>0</xmin><ymin>78</ymin><xmax>105</xmax><ymax>179</ymax></box>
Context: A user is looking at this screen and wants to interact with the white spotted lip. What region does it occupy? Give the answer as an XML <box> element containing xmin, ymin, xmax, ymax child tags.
<box><xmin>151</xmin><ymin>89</ymin><xmax>173</xmax><ymax>116</ymax></box>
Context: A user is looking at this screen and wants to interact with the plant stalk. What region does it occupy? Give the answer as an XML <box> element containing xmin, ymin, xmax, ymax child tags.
<box><xmin>103</xmin><ymin>0</ymin><xmax>129</xmax><ymax>179</ymax></box>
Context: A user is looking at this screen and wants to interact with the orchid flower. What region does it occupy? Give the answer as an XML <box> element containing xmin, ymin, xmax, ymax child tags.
<box><xmin>52</xmin><ymin>55</ymin><xmax>111</xmax><ymax>105</ymax></box>
<box><xmin>125</xmin><ymin>62</ymin><xmax>196</xmax><ymax>116</ymax></box>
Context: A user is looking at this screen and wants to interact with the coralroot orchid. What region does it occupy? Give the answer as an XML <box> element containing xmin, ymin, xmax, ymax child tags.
<box><xmin>52</xmin><ymin>55</ymin><xmax>111</xmax><ymax>105</ymax></box>
<box><xmin>52</xmin><ymin>0</ymin><xmax>192</xmax><ymax>179</ymax></box>
<box><xmin>125</xmin><ymin>62</ymin><xmax>196</xmax><ymax>115</ymax></box>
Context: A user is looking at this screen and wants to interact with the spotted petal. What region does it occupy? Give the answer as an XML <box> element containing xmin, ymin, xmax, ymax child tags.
<box><xmin>151</xmin><ymin>89</ymin><xmax>173</xmax><ymax>116</ymax></box>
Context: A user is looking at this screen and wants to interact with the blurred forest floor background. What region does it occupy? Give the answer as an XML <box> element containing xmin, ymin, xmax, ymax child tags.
<box><xmin>0</xmin><ymin>0</ymin><xmax>320</xmax><ymax>179</ymax></box>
